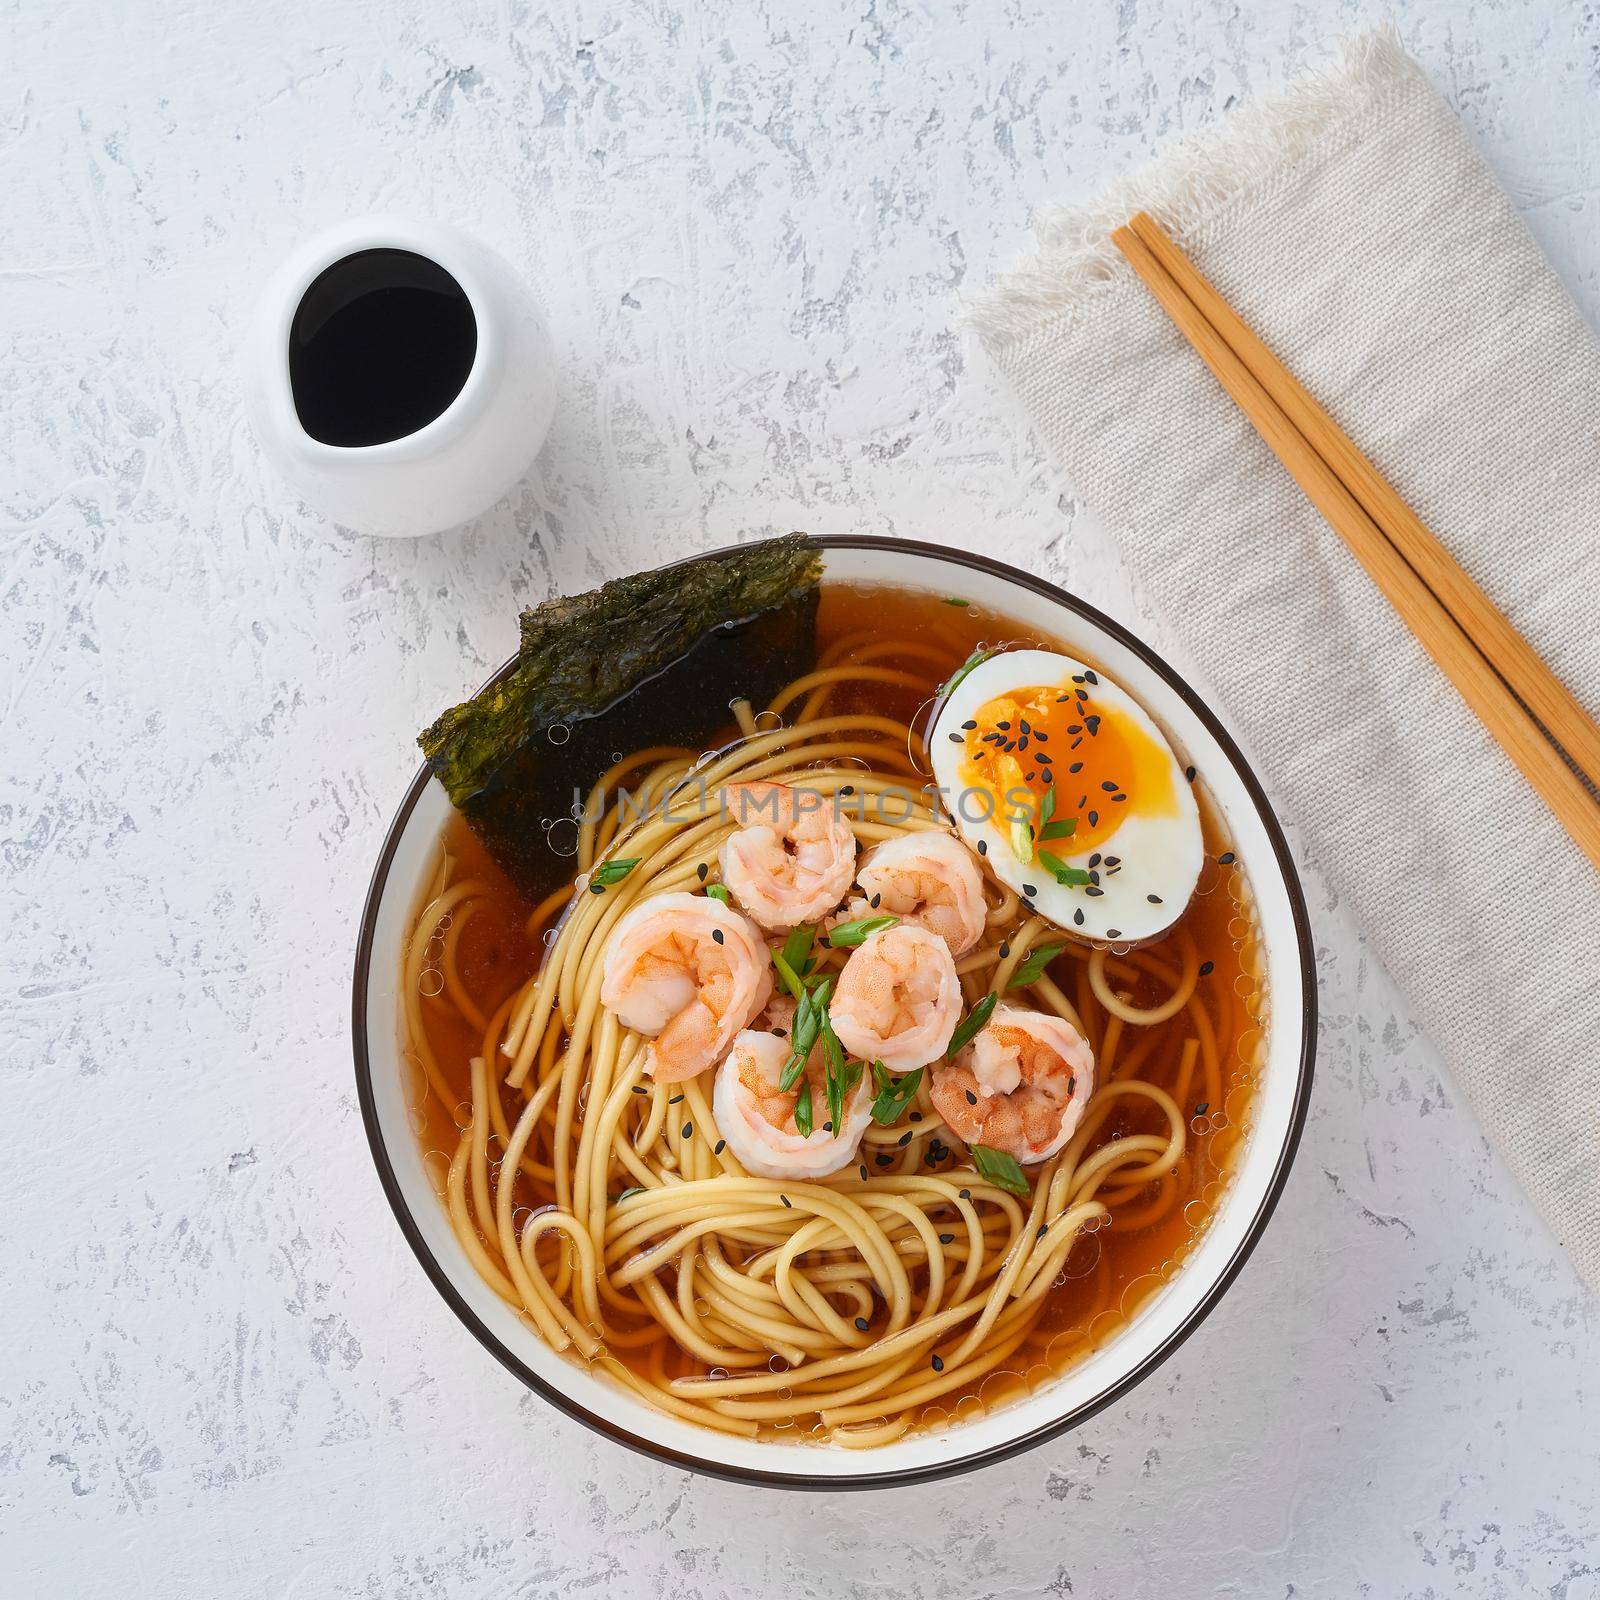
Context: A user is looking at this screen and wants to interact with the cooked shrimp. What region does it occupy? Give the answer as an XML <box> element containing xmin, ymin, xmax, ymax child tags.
<box><xmin>718</xmin><ymin>781</ymin><xmax>856</xmax><ymax>932</ymax></box>
<box><xmin>599</xmin><ymin>892</ymin><xmax>773</xmax><ymax>1082</ymax></box>
<box><xmin>846</xmin><ymin>830</ymin><xmax>986</xmax><ymax>956</ymax></box>
<box><xmin>713</xmin><ymin>1030</ymin><xmax>872</xmax><ymax>1179</ymax></box>
<box><xmin>829</xmin><ymin>922</ymin><xmax>961</xmax><ymax>1073</ymax></box>
<box><xmin>930</xmin><ymin>1005</ymin><xmax>1094</xmax><ymax>1164</ymax></box>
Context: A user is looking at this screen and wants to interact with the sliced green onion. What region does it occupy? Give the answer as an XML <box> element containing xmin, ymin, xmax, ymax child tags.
<box><xmin>772</xmin><ymin>951</ymin><xmax>806</xmax><ymax>1002</ymax></box>
<box><xmin>970</xmin><ymin>1144</ymin><xmax>1030</xmax><ymax>1197</ymax></box>
<box><xmin>947</xmin><ymin>992</ymin><xmax>998</xmax><ymax>1058</ymax></box>
<box><xmin>939</xmin><ymin>646</ymin><xmax>999</xmax><ymax>700</ymax></box>
<box><xmin>870</xmin><ymin>1064</ymin><xmax>922</xmax><ymax>1126</ymax></box>
<box><xmin>1007</xmin><ymin>943</ymin><xmax>1067</xmax><ymax>990</ymax></box>
<box><xmin>825</xmin><ymin>914</ymin><xmax>899</xmax><ymax>948</ymax></box>
<box><xmin>1009</xmin><ymin>812</ymin><xmax>1034</xmax><ymax>865</ymax></box>
<box><xmin>705</xmin><ymin>883</ymin><xmax>731</xmax><ymax>904</ymax></box>
<box><xmin>1039</xmin><ymin>816</ymin><xmax>1078</xmax><ymax>842</ymax></box>
<box><xmin>1038</xmin><ymin>851</ymin><xmax>1093</xmax><ymax>887</ymax></box>
<box><xmin>780</xmin><ymin>924</ymin><xmax>816</xmax><ymax>976</ymax></box>
<box><xmin>794</xmin><ymin>1080</ymin><xmax>814</xmax><ymax>1138</ymax></box>
<box><xmin>590</xmin><ymin>857</ymin><xmax>639</xmax><ymax>888</ymax></box>
<box><xmin>613</xmin><ymin>1186</ymin><xmax>647</xmax><ymax>1202</ymax></box>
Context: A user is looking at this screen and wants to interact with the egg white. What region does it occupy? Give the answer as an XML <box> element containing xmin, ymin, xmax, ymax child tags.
<box><xmin>929</xmin><ymin>648</ymin><xmax>1205</xmax><ymax>944</ymax></box>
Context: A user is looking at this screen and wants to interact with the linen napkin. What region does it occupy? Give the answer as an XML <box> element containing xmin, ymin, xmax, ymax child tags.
<box><xmin>971</xmin><ymin>27</ymin><xmax>1600</xmax><ymax>1291</ymax></box>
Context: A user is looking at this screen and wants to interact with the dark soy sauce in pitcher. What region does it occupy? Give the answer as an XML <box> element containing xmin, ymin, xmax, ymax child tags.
<box><xmin>288</xmin><ymin>248</ymin><xmax>477</xmax><ymax>447</ymax></box>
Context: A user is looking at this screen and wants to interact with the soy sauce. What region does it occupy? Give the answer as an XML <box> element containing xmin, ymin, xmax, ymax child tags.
<box><xmin>288</xmin><ymin>248</ymin><xmax>477</xmax><ymax>447</ymax></box>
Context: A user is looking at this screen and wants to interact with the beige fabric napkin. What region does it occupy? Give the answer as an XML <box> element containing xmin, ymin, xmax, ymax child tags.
<box><xmin>971</xmin><ymin>27</ymin><xmax>1600</xmax><ymax>1291</ymax></box>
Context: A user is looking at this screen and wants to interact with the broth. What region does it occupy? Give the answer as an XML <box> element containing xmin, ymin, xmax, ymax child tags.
<box><xmin>404</xmin><ymin>580</ymin><xmax>1265</xmax><ymax>1440</ymax></box>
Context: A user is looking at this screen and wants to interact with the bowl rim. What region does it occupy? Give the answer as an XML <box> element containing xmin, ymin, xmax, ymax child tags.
<box><xmin>351</xmin><ymin>532</ymin><xmax>1317</xmax><ymax>1490</ymax></box>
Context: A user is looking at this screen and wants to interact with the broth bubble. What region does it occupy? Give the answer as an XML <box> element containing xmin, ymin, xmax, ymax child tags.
<box><xmin>543</xmin><ymin>817</ymin><xmax>579</xmax><ymax>857</ymax></box>
<box><xmin>547</xmin><ymin>724</ymin><xmax>571</xmax><ymax>746</ymax></box>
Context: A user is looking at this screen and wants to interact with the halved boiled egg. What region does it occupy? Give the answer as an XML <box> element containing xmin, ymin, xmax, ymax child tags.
<box><xmin>929</xmin><ymin>649</ymin><xmax>1204</xmax><ymax>944</ymax></box>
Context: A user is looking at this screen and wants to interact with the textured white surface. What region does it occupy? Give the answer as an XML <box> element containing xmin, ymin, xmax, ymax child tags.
<box><xmin>3</xmin><ymin>1</ymin><xmax>1597</xmax><ymax>1595</ymax></box>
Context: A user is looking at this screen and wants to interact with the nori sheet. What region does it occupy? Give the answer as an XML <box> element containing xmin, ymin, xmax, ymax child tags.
<box><xmin>419</xmin><ymin>534</ymin><xmax>823</xmax><ymax>898</ymax></box>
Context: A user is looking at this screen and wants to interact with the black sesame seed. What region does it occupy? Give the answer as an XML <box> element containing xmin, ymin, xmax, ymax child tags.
<box><xmin>1069</xmin><ymin>762</ymin><xmax>1084</xmax><ymax>774</ymax></box>
<box><xmin>948</xmin><ymin>732</ymin><xmax>963</xmax><ymax>744</ymax></box>
<box><xmin>876</xmin><ymin>1153</ymin><xmax>894</xmax><ymax>1167</ymax></box>
<box><xmin>1088</xmin><ymin>853</ymin><xmax>1101</xmax><ymax>867</ymax></box>
<box><xmin>780</xmin><ymin>1194</ymin><xmax>792</xmax><ymax>1207</ymax></box>
<box><xmin>1085</xmin><ymin>670</ymin><xmax>1099</xmax><ymax>684</ymax></box>
<box><xmin>997</xmin><ymin>721</ymin><xmax>1011</xmax><ymax>731</ymax></box>
<box><xmin>823</xmin><ymin>1121</ymin><xmax>834</xmax><ymax>1133</ymax></box>
<box><xmin>959</xmin><ymin>1187</ymin><xmax>971</xmax><ymax>1199</ymax></box>
<box><xmin>1147</xmin><ymin>894</ymin><xmax>1163</xmax><ymax>904</ymax></box>
<box><xmin>697</xmin><ymin>862</ymin><xmax>709</xmax><ymax>881</ymax></box>
<box><xmin>631</xmin><ymin>1085</ymin><xmax>648</xmax><ymax>1095</ymax></box>
<box><xmin>1218</xmin><ymin>851</ymin><xmax>1236</xmax><ymax>865</ymax></box>
<box><xmin>1106</xmin><ymin>928</ymin><xmax>1120</xmax><ymax>938</ymax></box>
<box><xmin>1085</xmin><ymin>886</ymin><xmax>1104</xmax><ymax>898</ymax></box>
<box><xmin>976</xmin><ymin>838</ymin><xmax>989</xmax><ymax>856</ymax></box>
<box><xmin>1071</xmin><ymin>674</ymin><xmax>1085</xmax><ymax>684</ymax></box>
<box><xmin>898</xmin><ymin>1131</ymin><xmax>913</xmax><ymax>1147</ymax></box>
<box><xmin>1066</xmin><ymin>724</ymin><xmax>1082</xmax><ymax>735</ymax></box>
<box><xmin>682</xmin><ymin>1123</ymin><xmax>693</xmax><ymax>1138</ymax></box>
<box><xmin>931</xmin><ymin>1354</ymin><xmax>945</xmax><ymax>1372</ymax></box>
<box><xmin>1037</xmin><ymin>753</ymin><xmax>1053</xmax><ymax>766</ymax></box>
<box><xmin>909</xmin><ymin>1111</ymin><xmax>923</xmax><ymax>1123</ymax></box>
<box><xmin>965</xmin><ymin>1090</ymin><xmax>978</xmax><ymax>1105</ymax></box>
<box><xmin>589</xmin><ymin>883</ymin><xmax>605</xmax><ymax>894</ymax></box>
<box><xmin>1184</xmin><ymin>765</ymin><xmax>1197</xmax><ymax>783</ymax></box>
<box><xmin>1087</xmin><ymin>810</ymin><xmax>1099</xmax><ymax>827</ymax></box>
<box><xmin>1199</xmin><ymin>960</ymin><xmax>1215</xmax><ymax>976</ymax></box>
<box><xmin>939</xmin><ymin>1233</ymin><xmax>955</xmax><ymax>1245</ymax></box>
<box><xmin>870</xmin><ymin>893</ymin><xmax>882</xmax><ymax>908</ymax></box>
<box><xmin>840</xmin><ymin>784</ymin><xmax>855</xmax><ymax>796</ymax></box>
<box><xmin>1073</xmin><ymin>909</ymin><xmax>1084</xmax><ymax>926</ymax></box>
<box><xmin>1101</xmin><ymin>780</ymin><xmax>1119</xmax><ymax>792</ymax></box>
<box><xmin>855</xmin><ymin>1316</ymin><xmax>870</xmax><ymax>1332</ymax></box>
<box><xmin>1104</xmin><ymin>855</ymin><xmax>1120</xmax><ymax>866</ymax></box>
<box><xmin>999</xmin><ymin>941</ymin><xmax>1011</xmax><ymax>958</ymax></box>
<box><xmin>1195</xmin><ymin>1102</ymin><xmax>1210</xmax><ymax>1116</ymax></box>
<box><xmin>714</xmin><ymin>1139</ymin><xmax>726</xmax><ymax>1155</ymax></box>
<box><xmin>669</xmin><ymin>1093</ymin><xmax>684</xmax><ymax>1104</ymax></box>
<box><xmin>961</xmin><ymin>719</ymin><xmax>977</xmax><ymax>730</ymax></box>
<box><xmin>859</xmin><ymin>1163</ymin><xmax>869</xmax><ymax>1181</ymax></box>
<box><xmin>1036</xmin><ymin>1224</ymin><xmax>1048</xmax><ymax>1240</ymax></box>
<box><xmin>711</xmin><ymin>928</ymin><xmax>724</xmax><ymax>945</ymax></box>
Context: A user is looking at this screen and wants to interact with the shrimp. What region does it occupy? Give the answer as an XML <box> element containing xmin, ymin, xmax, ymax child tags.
<box><xmin>713</xmin><ymin>1030</ymin><xmax>872</xmax><ymax>1179</ymax></box>
<box><xmin>829</xmin><ymin>922</ymin><xmax>961</xmax><ymax>1073</ymax></box>
<box><xmin>599</xmin><ymin>892</ymin><xmax>773</xmax><ymax>1082</ymax></box>
<box><xmin>930</xmin><ymin>1005</ymin><xmax>1094</xmax><ymax>1164</ymax></box>
<box><xmin>717</xmin><ymin>781</ymin><xmax>857</xmax><ymax>932</ymax></box>
<box><xmin>845</xmin><ymin>830</ymin><xmax>986</xmax><ymax>956</ymax></box>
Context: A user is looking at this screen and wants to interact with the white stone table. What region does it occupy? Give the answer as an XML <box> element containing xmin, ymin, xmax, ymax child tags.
<box><xmin>5</xmin><ymin>1</ymin><xmax>1597</xmax><ymax>1594</ymax></box>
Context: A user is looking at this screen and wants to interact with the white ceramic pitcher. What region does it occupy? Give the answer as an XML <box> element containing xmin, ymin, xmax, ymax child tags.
<box><xmin>244</xmin><ymin>215</ymin><xmax>556</xmax><ymax>538</ymax></box>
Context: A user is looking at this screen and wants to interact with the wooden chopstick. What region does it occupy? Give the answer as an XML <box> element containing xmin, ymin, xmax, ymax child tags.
<box><xmin>1110</xmin><ymin>213</ymin><xmax>1600</xmax><ymax>873</ymax></box>
<box><xmin>1124</xmin><ymin>211</ymin><xmax>1600</xmax><ymax>793</ymax></box>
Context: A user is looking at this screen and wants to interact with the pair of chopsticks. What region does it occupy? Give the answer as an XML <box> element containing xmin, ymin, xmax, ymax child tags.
<box><xmin>1111</xmin><ymin>212</ymin><xmax>1600</xmax><ymax>873</ymax></box>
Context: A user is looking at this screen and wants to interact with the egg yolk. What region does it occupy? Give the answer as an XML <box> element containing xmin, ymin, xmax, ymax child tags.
<box><xmin>955</xmin><ymin>676</ymin><xmax>1178</xmax><ymax>855</ymax></box>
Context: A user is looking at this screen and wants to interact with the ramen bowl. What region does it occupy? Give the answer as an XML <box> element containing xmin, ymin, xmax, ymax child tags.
<box><xmin>353</xmin><ymin>535</ymin><xmax>1315</xmax><ymax>1488</ymax></box>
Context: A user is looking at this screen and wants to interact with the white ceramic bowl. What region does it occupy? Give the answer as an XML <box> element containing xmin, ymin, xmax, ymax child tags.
<box><xmin>353</xmin><ymin>536</ymin><xmax>1315</xmax><ymax>1488</ymax></box>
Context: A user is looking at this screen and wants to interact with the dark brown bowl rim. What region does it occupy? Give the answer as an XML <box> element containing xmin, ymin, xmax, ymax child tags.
<box><xmin>351</xmin><ymin>532</ymin><xmax>1317</xmax><ymax>1491</ymax></box>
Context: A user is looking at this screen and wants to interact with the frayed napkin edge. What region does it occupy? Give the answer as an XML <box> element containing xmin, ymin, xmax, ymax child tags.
<box><xmin>966</xmin><ymin>24</ymin><xmax>1424</xmax><ymax>355</ymax></box>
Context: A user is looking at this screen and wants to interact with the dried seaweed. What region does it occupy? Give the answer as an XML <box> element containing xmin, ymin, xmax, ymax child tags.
<box><xmin>419</xmin><ymin>534</ymin><xmax>822</xmax><ymax>896</ymax></box>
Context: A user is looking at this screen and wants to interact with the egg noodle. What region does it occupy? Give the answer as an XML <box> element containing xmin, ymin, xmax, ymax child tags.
<box><xmin>402</xmin><ymin>624</ymin><xmax>1257</xmax><ymax>1448</ymax></box>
